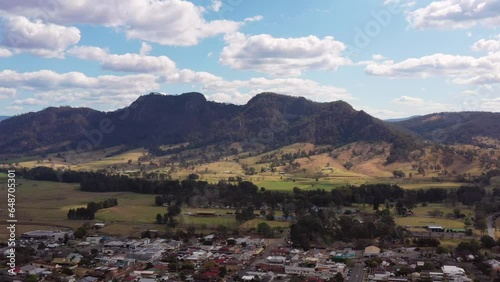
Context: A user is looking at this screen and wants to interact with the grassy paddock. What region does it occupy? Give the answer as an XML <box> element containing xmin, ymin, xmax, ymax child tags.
<box><xmin>395</xmin><ymin>217</ymin><xmax>465</xmax><ymax>228</ymax></box>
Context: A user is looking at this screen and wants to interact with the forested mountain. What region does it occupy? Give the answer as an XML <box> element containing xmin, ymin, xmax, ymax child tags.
<box><xmin>396</xmin><ymin>112</ymin><xmax>500</xmax><ymax>145</ymax></box>
<box><xmin>2</xmin><ymin>92</ymin><xmax>498</xmax><ymax>162</ymax></box>
<box><xmin>0</xmin><ymin>92</ymin><xmax>418</xmax><ymax>162</ymax></box>
<box><xmin>0</xmin><ymin>116</ymin><xmax>9</xmax><ymax>122</ymax></box>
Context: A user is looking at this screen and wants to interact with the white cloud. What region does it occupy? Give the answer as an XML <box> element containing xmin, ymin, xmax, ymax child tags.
<box><xmin>0</xmin><ymin>87</ymin><xmax>16</xmax><ymax>99</ymax></box>
<box><xmin>1</xmin><ymin>16</ymin><xmax>80</xmax><ymax>58</ymax></box>
<box><xmin>391</xmin><ymin>95</ymin><xmax>456</xmax><ymax>113</ymax></box>
<box><xmin>372</xmin><ymin>54</ymin><xmax>386</xmax><ymax>61</ymax></box>
<box><xmin>364</xmin><ymin>51</ymin><xmax>500</xmax><ymax>84</ymax></box>
<box><xmin>68</xmin><ymin>46</ymin><xmax>177</xmax><ymax>73</ymax></box>
<box><xmin>0</xmin><ymin>0</ymin><xmax>249</xmax><ymax>46</ymax></box>
<box><xmin>220</xmin><ymin>33</ymin><xmax>350</xmax><ymax>76</ymax></box>
<box><xmin>407</xmin><ymin>0</ymin><xmax>500</xmax><ymax>29</ymax></box>
<box><xmin>139</xmin><ymin>42</ymin><xmax>152</xmax><ymax>56</ymax></box>
<box><xmin>393</xmin><ymin>95</ymin><xmax>424</xmax><ymax>105</ymax></box>
<box><xmin>244</xmin><ymin>15</ymin><xmax>264</xmax><ymax>22</ymax></box>
<box><xmin>12</xmin><ymin>98</ymin><xmax>45</xmax><ymax>106</ymax></box>
<box><xmin>472</xmin><ymin>35</ymin><xmax>500</xmax><ymax>52</ymax></box>
<box><xmin>202</xmin><ymin>77</ymin><xmax>352</xmax><ymax>104</ymax></box>
<box><xmin>6</xmin><ymin>105</ymin><xmax>22</xmax><ymax>111</ymax></box>
<box><xmin>0</xmin><ymin>48</ymin><xmax>12</xmax><ymax>57</ymax></box>
<box><xmin>211</xmin><ymin>0</ymin><xmax>222</xmax><ymax>12</ymax></box>
<box><xmin>0</xmin><ymin>70</ymin><xmax>159</xmax><ymax>108</ymax></box>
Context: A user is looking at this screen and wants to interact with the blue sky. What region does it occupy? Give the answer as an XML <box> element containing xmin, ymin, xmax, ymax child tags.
<box><xmin>0</xmin><ymin>0</ymin><xmax>499</xmax><ymax>118</ymax></box>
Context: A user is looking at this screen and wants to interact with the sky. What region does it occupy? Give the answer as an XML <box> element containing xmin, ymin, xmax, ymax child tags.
<box><xmin>0</xmin><ymin>0</ymin><xmax>499</xmax><ymax>119</ymax></box>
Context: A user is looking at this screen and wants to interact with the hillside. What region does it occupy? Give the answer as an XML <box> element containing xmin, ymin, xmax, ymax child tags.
<box><xmin>0</xmin><ymin>92</ymin><xmax>418</xmax><ymax>162</ymax></box>
<box><xmin>396</xmin><ymin>112</ymin><xmax>500</xmax><ymax>146</ymax></box>
<box><xmin>0</xmin><ymin>116</ymin><xmax>9</xmax><ymax>122</ymax></box>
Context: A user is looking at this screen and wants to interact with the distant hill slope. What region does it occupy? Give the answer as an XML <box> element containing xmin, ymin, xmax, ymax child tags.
<box><xmin>0</xmin><ymin>92</ymin><xmax>418</xmax><ymax>161</ymax></box>
<box><xmin>0</xmin><ymin>116</ymin><xmax>10</xmax><ymax>122</ymax></box>
<box><xmin>385</xmin><ymin>115</ymin><xmax>421</xmax><ymax>122</ymax></box>
<box><xmin>396</xmin><ymin>112</ymin><xmax>500</xmax><ymax>144</ymax></box>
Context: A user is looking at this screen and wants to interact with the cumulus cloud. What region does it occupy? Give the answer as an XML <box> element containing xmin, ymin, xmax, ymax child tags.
<box><xmin>244</xmin><ymin>15</ymin><xmax>264</xmax><ymax>22</ymax></box>
<box><xmin>139</xmin><ymin>42</ymin><xmax>152</xmax><ymax>56</ymax></box>
<box><xmin>202</xmin><ymin>77</ymin><xmax>352</xmax><ymax>104</ymax></box>
<box><xmin>392</xmin><ymin>95</ymin><xmax>456</xmax><ymax>113</ymax></box>
<box><xmin>211</xmin><ymin>0</ymin><xmax>222</xmax><ymax>12</ymax></box>
<box><xmin>12</xmin><ymin>98</ymin><xmax>45</xmax><ymax>106</ymax></box>
<box><xmin>0</xmin><ymin>48</ymin><xmax>12</xmax><ymax>57</ymax></box>
<box><xmin>0</xmin><ymin>16</ymin><xmax>80</xmax><ymax>58</ymax></box>
<box><xmin>220</xmin><ymin>33</ymin><xmax>350</xmax><ymax>76</ymax></box>
<box><xmin>67</xmin><ymin>46</ymin><xmax>177</xmax><ymax>73</ymax></box>
<box><xmin>407</xmin><ymin>0</ymin><xmax>500</xmax><ymax>29</ymax></box>
<box><xmin>0</xmin><ymin>70</ymin><xmax>159</xmax><ymax>108</ymax></box>
<box><xmin>0</xmin><ymin>87</ymin><xmax>16</xmax><ymax>99</ymax></box>
<box><xmin>0</xmin><ymin>0</ymin><xmax>249</xmax><ymax>46</ymax></box>
<box><xmin>472</xmin><ymin>35</ymin><xmax>500</xmax><ymax>52</ymax></box>
<box><xmin>364</xmin><ymin>51</ymin><xmax>500</xmax><ymax>84</ymax></box>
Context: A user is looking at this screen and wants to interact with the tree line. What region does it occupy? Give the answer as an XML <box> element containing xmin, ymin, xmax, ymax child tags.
<box><xmin>67</xmin><ymin>198</ymin><xmax>118</xmax><ymax>220</ymax></box>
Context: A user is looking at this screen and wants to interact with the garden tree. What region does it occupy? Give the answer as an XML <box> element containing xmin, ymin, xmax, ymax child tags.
<box><xmin>453</xmin><ymin>208</ymin><xmax>461</xmax><ymax>219</ymax></box>
<box><xmin>395</xmin><ymin>200</ymin><xmax>406</xmax><ymax>216</ymax></box>
<box><xmin>257</xmin><ymin>222</ymin><xmax>273</xmax><ymax>238</ymax></box>
<box><xmin>166</xmin><ymin>216</ymin><xmax>179</xmax><ymax>228</ymax></box>
<box><xmin>480</xmin><ymin>235</ymin><xmax>496</xmax><ymax>249</ymax></box>
<box><xmin>332</xmin><ymin>272</ymin><xmax>345</xmax><ymax>282</ymax></box>
<box><xmin>156</xmin><ymin>214</ymin><xmax>163</xmax><ymax>224</ymax></box>
<box><xmin>456</xmin><ymin>240</ymin><xmax>481</xmax><ymax>256</ymax></box>
<box><xmin>167</xmin><ymin>204</ymin><xmax>181</xmax><ymax>217</ymax></box>
<box><xmin>74</xmin><ymin>226</ymin><xmax>87</xmax><ymax>239</ymax></box>
<box><xmin>60</xmin><ymin>267</ymin><xmax>74</xmax><ymax>275</ymax></box>
<box><xmin>474</xmin><ymin>215</ymin><xmax>487</xmax><ymax>235</ymax></box>
<box><xmin>235</xmin><ymin>206</ymin><xmax>254</xmax><ymax>222</ymax></box>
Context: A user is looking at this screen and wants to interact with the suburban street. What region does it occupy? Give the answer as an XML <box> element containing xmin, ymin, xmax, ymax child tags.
<box><xmin>348</xmin><ymin>264</ymin><xmax>365</xmax><ymax>282</ymax></box>
<box><xmin>487</xmin><ymin>212</ymin><xmax>500</xmax><ymax>240</ymax></box>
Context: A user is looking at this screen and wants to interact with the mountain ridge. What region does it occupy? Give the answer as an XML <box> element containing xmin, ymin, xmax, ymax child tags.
<box><xmin>0</xmin><ymin>92</ymin><xmax>497</xmax><ymax>162</ymax></box>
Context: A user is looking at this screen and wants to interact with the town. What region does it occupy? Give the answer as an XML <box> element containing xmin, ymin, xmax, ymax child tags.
<box><xmin>1</xmin><ymin>217</ymin><xmax>499</xmax><ymax>282</ymax></box>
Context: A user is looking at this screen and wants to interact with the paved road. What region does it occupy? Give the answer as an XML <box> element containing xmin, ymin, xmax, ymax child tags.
<box><xmin>486</xmin><ymin>212</ymin><xmax>500</xmax><ymax>240</ymax></box>
<box><xmin>347</xmin><ymin>265</ymin><xmax>365</xmax><ymax>282</ymax></box>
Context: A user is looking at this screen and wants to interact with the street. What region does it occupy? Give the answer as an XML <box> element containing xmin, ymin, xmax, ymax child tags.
<box><xmin>486</xmin><ymin>212</ymin><xmax>500</xmax><ymax>240</ymax></box>
<box><xmin>347</xmin><ymin>264</ymin><xmax>365</xmax><ymax>282</ymax></box>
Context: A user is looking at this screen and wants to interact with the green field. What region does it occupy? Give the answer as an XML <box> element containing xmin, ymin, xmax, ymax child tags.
<box><xmin>395</xmin><ymin>216</ymin><xmax>465</xmax><ymax>228</ymax></box>
<box><xmin>398</xmin><ymin>182</ymin><xmax>465</xmax><ymax>190</ymax></box>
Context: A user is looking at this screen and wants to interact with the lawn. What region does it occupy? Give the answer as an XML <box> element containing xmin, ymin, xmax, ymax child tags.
<box><xmin>177</xmin><ymin>215</ymin><xmax>238</xmax><ymax>228</ymax></box>
<box><xmin>411</xmin><ymin>203</ymin><xmax>474</xmax><ymax>217</ymax></box>
<box><xmin>395</xmin><ymin>216</ymin><xmax>465</xmax><ymax>228</ymax></box>
<box><xmin>397</xmin><ymin>204</ymin><xmax>475</xmax><ymax>232</ymax></box>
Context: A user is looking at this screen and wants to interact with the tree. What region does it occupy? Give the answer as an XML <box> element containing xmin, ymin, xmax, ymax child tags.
<box><xmin>60</xmin><ymin>267</ymin><xmax>74</xmax><ymax>275</ymax></box>
<box><xmin>187</xmin><ymin>173</ymin><xmax>199</xmax><ymax>180</ymax></box>
<box><xmin>74</xmin><ymin>226</ymin><xmax>87</xmax><ymax>239</ymax></box>
<box><xmin>480</xmin><ymin>235</ymin><xmax>496</xmax><ymax>249</ymax></box>
<box><xmin>156</xmin><ymin>214</ymin><xmax>163</xmax><ymax>224</ymax></box>
<box><xmin>332</xmin><ymin>272</ymin><xmax>345</xmax><ymax>282</ymax></box>
<box><xmin>257</xmin><ymin>222</ymin><xmax>273</xmax><ymax>238</ymax></box>
<box><xmin>474</xmin><ymin>217</ymin><xmax>487</xmax><ymax>235</ymax></box>
<box><xmin>167</xmin><ymin>204</ymin><xmax>181</xmax><ymax>217</ymax></box>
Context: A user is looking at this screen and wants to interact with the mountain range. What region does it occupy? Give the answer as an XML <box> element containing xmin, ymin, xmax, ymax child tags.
<box><xmin>0</xmin><ymin>92</ymin><xmax>498</xmax><ymax>161</ymax></box>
